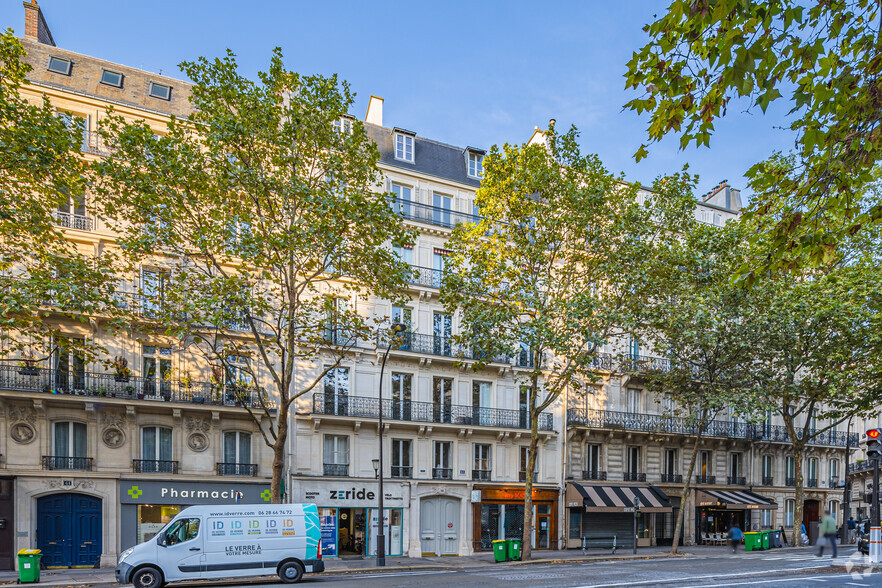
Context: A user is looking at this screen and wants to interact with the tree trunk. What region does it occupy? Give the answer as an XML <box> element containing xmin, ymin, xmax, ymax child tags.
<box><xmin>270</xmin><ymin>400</ymin><xmax>289</xmax><ymax>503</ymax></box>
<box><xmin>671</xmin><ymin>432</ymin><xmax>702</xmax><ymax>554</ymax></box>
<box><xmin>792</xmin><ymin>442</ymin><xmax>805</xmax><ymax>545</ymax></box>
<box><xmin>521</xmin><ymin>375</ymin><xmax>540</xmax><ymax>560</ymax></box>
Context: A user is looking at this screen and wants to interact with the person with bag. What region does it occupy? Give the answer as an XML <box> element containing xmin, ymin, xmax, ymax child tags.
<box><xmin>728</xmin><ymin>524</ymin><xmax>744</xmax><ymax>552</ymax></box>
<box><xmin>817</xmin><ymin>510</ymin><xmax>838</xmax><ymax>558</ymax></box>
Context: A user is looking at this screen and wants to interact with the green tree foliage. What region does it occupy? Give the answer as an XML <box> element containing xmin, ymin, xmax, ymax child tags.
<box><xmin>0</xmin><ymin>30</ymin><xmax>118</xmax><ymax>362</ymax></box>
<box><xmin>93</xmin><ymin>49</ymin><xmax>412</xmax><ymax>502</ymax></box>
<box><xmin>624</xmin><ymin>1</ymin><xmax>882</xmax><ymax>274</ymax></box>
<box><xmin>441</xmin><ymin>124</ymin><xmax>695</xmax><ymax>559</ymax></box>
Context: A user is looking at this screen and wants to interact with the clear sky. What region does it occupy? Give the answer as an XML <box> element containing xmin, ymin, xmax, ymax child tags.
<box><xmin>3</xmin><ymin>0</ymin><xmax>797</xmax><ymax>199</ymax></box>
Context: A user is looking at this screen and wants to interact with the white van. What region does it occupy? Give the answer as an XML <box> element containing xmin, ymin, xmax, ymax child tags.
<box><xmin>115</xmin><ymin>504</ymin><xmax>324</xmax><ymax>588</ymax></box>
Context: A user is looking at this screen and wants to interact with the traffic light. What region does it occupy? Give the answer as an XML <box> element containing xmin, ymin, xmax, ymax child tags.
<box><xmin>867</xmin><ymin>429</ymin><xmax>882</xmax><ymax>458</ymax></box>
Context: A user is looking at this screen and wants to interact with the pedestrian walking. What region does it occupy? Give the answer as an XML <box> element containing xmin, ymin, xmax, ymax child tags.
<box><xmin>817</xmin><ymin>510</ymin><xmax>838</xmax><ymax>558</ymax></box>
<box><xmin>847</xmin><ymin>516</ymin><xmax>857</xmax><ymax>544</ymax></box>
<box><xmin>728</xmin><ymin>524</ymin><xmax>744</xmax><ymax>552</ymax></box>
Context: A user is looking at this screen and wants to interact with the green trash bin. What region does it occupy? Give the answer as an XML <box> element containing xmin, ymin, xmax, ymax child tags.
<box><xmin>761</xmin><ymin>530</ymin><xmax>770</xmax><ymax>550</ymax></box>
<box><xmin>492</xmin><ymin>539</ymin><xmax>508</xmax><ymax>562</ymax></box>
<box><xmin>508</xmin><ymin>539</ymin><xmax>522</xmax><ymax>561</ymax></box>
<box><xmin>744</xmin><ymin>532</ymin><xmax>762</xmax><ymax>551</ymax></box>
<box><xmin>17</xmin><ymin>549</ymin><xmax>41</xmax><ymax>584</ymax></box>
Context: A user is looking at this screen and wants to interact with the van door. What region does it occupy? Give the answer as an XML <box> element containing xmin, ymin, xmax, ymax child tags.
<box><xmin>159</xmin><ymin>517</ymin><xmax>204</xmax><ymax>582</ymax></box>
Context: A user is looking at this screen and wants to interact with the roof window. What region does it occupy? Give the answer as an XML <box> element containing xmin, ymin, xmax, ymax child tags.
<box><xmin>47</xmin><ymin>56</ymin><xmax>72</xmax><ymax>75</ymax></box>
<box><xmin>100</xmin><ymin>69</ymin><xmax>123</xmax><ymax>88</ymax></box>
<box><xmin>149</xmin><ymin>82</ymin><xmax>171</xmax><ymax>101</ymax></box>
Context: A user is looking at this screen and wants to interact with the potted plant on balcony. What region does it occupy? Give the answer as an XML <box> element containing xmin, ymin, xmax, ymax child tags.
<box><xmin>17</xmin><ymin>350</ymin><xmax>39</xmax><ymax>376</ymax></box>
<box><xmin>113</xmin><ymin>356</ymin><xmax>131</xmax><ymax>382</ymax></box>
<box><xmin>96</xmin><ymin>387</ymin><xmax>108</xmax><ymax>398</ymax></box>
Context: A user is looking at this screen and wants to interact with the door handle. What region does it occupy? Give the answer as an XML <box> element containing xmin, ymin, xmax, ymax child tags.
<box><xmin>189</xmin><ymin>547</ymin><xmax>200</xmax><ymax>551</ymax></box>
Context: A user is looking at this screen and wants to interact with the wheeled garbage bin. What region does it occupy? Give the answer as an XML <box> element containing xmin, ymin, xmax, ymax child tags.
<box><xmin>744</xmin><ymin>532</ymin><xmax>763</xmax><ymax>551</ymax></box>
<box><xmin>508</xmin><ymin>539</ymin><xmax>522</xmax><ymax>561</ymax></box>
<box><xmin>493</xmin><ymin>539</ymin><xmax>508</xmax><ymax>562</ymax></box>
<box><xmin>769</xmin><ymin>530</ymin><xmax>781</xmax><ymax>548</ymax></box>
<box><xmin>761</xmin><ymin>530</ymin><xmax>771</xmax><ymax>550</ymax></box>
<box><xmin>17</xmin><ymin>549</ymin><xmax>41</xmax><ymax>584</ymax></box>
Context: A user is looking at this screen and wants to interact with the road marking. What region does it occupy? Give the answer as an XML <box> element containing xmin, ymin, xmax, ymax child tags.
<box><xmin>687</xmin><ymin>573</ymin><xmax>868</xmax><ymax>587</ymax></box>
<box><xmin>326</xmin><ymin>570</ymin><xmax>448</xmax><ymax>579</ymax></box>
<box><xmin>571</xmin><ymin>564</ymin><xmax>836</xmax><ymax>588</ymax></box>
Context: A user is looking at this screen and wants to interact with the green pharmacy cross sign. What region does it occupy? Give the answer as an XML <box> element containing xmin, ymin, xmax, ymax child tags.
<box><xmin>128</xmin><ymin>485</ymin><xmax>143</xmax><ymax>500</ymax></box>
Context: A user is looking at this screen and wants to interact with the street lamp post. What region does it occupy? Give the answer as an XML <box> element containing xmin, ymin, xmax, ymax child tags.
<box><xmin>376</xmin><ymin>322</ymin><xmax>405</xmax><ymax>567</ymax></box>
<box><xmin>841</xmin><ymin>417</ymin><xmax>853</xmax><ymax>546</ymax></box>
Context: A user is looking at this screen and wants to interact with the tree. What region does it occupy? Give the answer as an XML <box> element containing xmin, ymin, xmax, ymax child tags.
<box><xmin>624</xmin><ymin>1</ymin><xmax>882</xmax><ymax>274</ymax></box>
<box><xmin>93</xmin><ymin>49</ymin><xmax>413</xmax><ymax>502</ymax></box>
<box><xmin>0</xmin><ymin>30</ymin><xmax>119</xmax><ymax>361</ymax></box>
<box><xmin>441</xmin><ymin>124</ymin><xmax>695</xmax><ymax>559</ymax></box>
<box><xmin>634</xmin><ymin>219</ymin><xmax>758</xmax><ymax>553</ymax></box>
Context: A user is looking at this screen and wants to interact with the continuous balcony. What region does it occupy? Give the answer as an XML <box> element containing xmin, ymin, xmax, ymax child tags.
<box><xmin>407</xmin><ymin>265</ymin><xmax>443</xmax><ymax>289</ymax></box>
<box><xmin>848</xmin><ymin>461</ymin><xmax>875</xmax><ymax>474</ymax></box>
<box><xmin>313</xmin><ymin>392</ymin><xmax>554</xmax><ymax>431</ymax></box>
<box><xmin>0</xmin><ymin>365</ymin><xmax>271</xmax><ymax>410</ymax></box>
<box><xmin>566</xmin><ymin>408</ymin><xmax>858</xmax><ymax>448</ymax></box>
<box><xmin>389</xmin><ymin>198</ymin><xmax>482</xmax><ymax>230</ymax></box>
<box><xmin>378</xmin><ymin>330</ymin><xmax>509</xmax><ymax>364</ymax></box>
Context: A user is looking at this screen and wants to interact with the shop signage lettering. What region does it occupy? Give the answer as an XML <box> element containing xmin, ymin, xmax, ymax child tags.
<box><xmin>330</xmin><ymin>488</ymin><xmax>375</xmax><ymax>500</ymax></box>
<box><xmin>119</xmin><ymin>481</ymin><xmax>270</xmax><ymax>505</ymax></box>
<box><xmin>162</xmin><ymin>488</ymin><xmax>240</xmax><ymax>499</ymax></box>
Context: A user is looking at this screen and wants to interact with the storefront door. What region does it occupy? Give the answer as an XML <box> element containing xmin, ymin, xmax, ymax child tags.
<box><xmin>420</xmin><ymin>496</ymin><xmax>459</xmax><ymax>556</ymax></box>
<box><xmin>0</xmin><ymin>479</ymin><xmax>12</xmax><ymax>570</ymax></box>
<box><xmin>337</xmin><ymin>508</ymin><xmax>366</xmax><ymax>556</ymax></box>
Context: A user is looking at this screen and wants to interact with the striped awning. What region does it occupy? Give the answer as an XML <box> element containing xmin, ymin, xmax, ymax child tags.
<box><xmin>566</xmin><ymin>483</ymin><xmax>672</xmax><ymax>513</ymax></box>
<box><xmin>696</xmin><ymin>489</ymin><xmax>778</xmax><ymax>510</ymax></box>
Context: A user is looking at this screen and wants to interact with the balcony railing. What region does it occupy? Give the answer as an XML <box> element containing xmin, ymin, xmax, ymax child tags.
<box><xmin>621</xmin><ymin>355</ymin><xmax>671</xmax><ymax>373</ymax></box>
<box><xmin>566</xmin><ymin>408</ymin><xmax>858</xmax><ymax>448</ymax></box>
<box><xmin>133</xmin><ymin>459</ymin><xmax>179</xmax><ymax>474</ymax></box>
<box><xmin>519</xmin><ymin>471</ymin><xmax>537</xmax><ymax>482</ymax></box>
<box><xmin>660</xmin><ymin>473</ymin><xmax>683</xmax><ymax>483</ymax></box>
<box><xmin>727</xmin><ymin>476</ymin><xmax>746</xmax><ymax>486</ymax></box>
<box><xmin>785</xmin><ymin>477</ymin><xmax>796</xmax><ymax>487</ymax></box>
<box><xmin>624</xmin><ymin>472</ymin><xmax>646</xmax><ymax>482</ymax></box>
<box><xmin>53</xmin><ymin>210</ymin><xmax>93</xmax><ymax>231</ymax></box>
<box><xmin>323</xmin><ymin>464</ymin><xmax>349</xmax><ymax>477</ymax></box>
<box><xmin>377</xmin><ymin>330</ymin><xmax>509</xmax><ymax>364</ymax></box>
<box><xmin>695</xmin><ymin>475</ymin><xmax>716</xmax><ymax>484</ymax></box>
<box><xmin>389</xmin><ymin>197</ymin><xmax>482</xmax><ymax>229</ymax></box>
<box><xmin>81</xmin><ymin>130</ymin><xmax>111</xmax><ymax>156</ymax></box>
<box><xmin>582</xmin><ymin>470</ymin><xmax>607</xmax><ymax>481</ymax></box>
<box><xmin>762</xmin><ymin>476</ymin><xmax>774</xmax><ymax>486</ymax></box>
<box><xmin>42</xmin><ymin>456</ymin><xmax>93</xmax><ymax>471</ymax></box>
<box><xmin>472</xmin><ymin>469</ymin><xmax>492</xmax><ymax>481</ymax></box>
<box><xmin>217</xmin><ymin>463</ymin><xmax>258</xmax><ymax>477</ymax></box>
<box><xmin>0</xmin><ymin>365</ymin><xmax>271</xmax><ymax>410</ymax></box>
<box><xmin>313</xmin><ymin>392</ymin><xmax>554</xmax><ymax>431</ymax></box>
<box><xmin>407</xmin><ymin>265</ymin><xmax>443</xmax><ymax>289</ymax></box>
<box><xmin>806</xmin><ymin>478</ymin><xmax>818</xmax><ymax>488</ymax></box>
<box><xmin>848</xmin><ymin>461</ymin><xmax>875</xmax><ymax>474</ymax></box>
<box><xmin>391</xmin><ymin>466</ymin><xmax>412</xmax><ymax>478</ymax></box>
<box><xmin>433</xmin><ymin>467</ymin><xmax>453</xmax><ymax>480</ymax></box>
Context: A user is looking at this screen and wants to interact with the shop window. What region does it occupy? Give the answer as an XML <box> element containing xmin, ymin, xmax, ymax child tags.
<box><xmin>164</xmin><ymin>518</ymin><xmax>199</xmax><ymax>545</ymax></box>
<box><xmin>569</xmin><ymin>510</ymin><xmax>582</xmax><ymax>539</ymax></box>
<box><xmin>138</xmin><ymin>505</ymin><xmax>179</xmax><ymax>543</ymax></box>
<box><xmin>324</xmin><ymin>434</ymin><xmax>349</xmax><ymax>477</ymax></box>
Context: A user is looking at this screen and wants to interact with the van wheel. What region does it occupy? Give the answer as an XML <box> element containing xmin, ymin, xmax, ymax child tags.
<box><xmin>132</xmin><ymin>566</ymin><xmax>163</xmax><ymax>588</ymax></box>
<box><xmin>278</xmin><ymin>561</ymin><xmax>304</xmax><ymax>584</ymax></box>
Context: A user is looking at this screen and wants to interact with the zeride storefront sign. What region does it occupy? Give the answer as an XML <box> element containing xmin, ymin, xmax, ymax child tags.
<box><xmin>293</xmin><ymin>480</ymin><xmax>408</xmax><ymax>507</ymax></box>
<box><xmin>120</xmin><ymin>480</ymin><xmax>271</xmax><ymax>505</ymax></box>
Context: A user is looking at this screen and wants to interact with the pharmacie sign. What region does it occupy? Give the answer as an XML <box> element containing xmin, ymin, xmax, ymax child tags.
<box><xmin>120</xmin><ymin>480</ymin><xmax>271</xmax><ymax>505</ymax></box>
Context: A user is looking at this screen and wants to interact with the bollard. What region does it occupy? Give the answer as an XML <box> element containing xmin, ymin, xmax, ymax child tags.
<box><xmin>871</xmin><ymin>527</ymin><xmax>881</xmax><ymax>563</ymax></box>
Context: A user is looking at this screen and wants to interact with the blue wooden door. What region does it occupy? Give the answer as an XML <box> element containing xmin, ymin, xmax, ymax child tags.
<box><xmin>37</xmin><ymin>493</ymin><xmax>102</xmax><ymax>568</ymax></box>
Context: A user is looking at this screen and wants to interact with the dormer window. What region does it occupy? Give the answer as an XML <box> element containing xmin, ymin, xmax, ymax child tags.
<box><xmin>333</xmin><ymin>116</ymin><xmax>353</xmax><ymax>135</ymax></box>
<box><xmin>100</xmin><ymin>69</ymin><xmax>123</xmax><ymax>88</ymax></box>
<box><xmin>47</xmin><ymin>56</ymin><xmax>72</xmax><ymax>76</ymax></box>
<box><xmin>394</xmin><ymin>129</ymin><xmax>415</xmax><ymax>163</ymax></box>
<box><xmin>467</xmin><ymin>149</ymin><xmax>485</xmax><ymax>178</ymax></box>
<box><xmin>149</xmin><ymin>82</ymin><xmax>171</xmax><ymax>101</ymax></box>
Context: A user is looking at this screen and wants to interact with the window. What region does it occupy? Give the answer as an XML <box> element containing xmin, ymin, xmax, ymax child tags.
<box><xmin>807</xmin><ymin>457</ymin><xmax>818</xmax><ymax>485</ymax></box>
<box><xmin>627</xmin><ymin>446</ymin><xmax>641</xmax><ymax>474</ymax></box>
<box><xmin>664</xmin><ymin>449</ymin><xmax>678</xmax><ymax>475</ymax></box>
<box><xmin>626</xmin><ymin>388</ymin><xmax>641</xmax><ymax>413</ymax></box>
<box><xmin>394</xmin><ymin>132</ymin><xmax>414</xmax><ymax>162</ymax></box>
<box><xmin>433</xmin><ymin>441</ymin><xmax>452</xmax><ymax>479</ymax></box>
<box><xmin>141</xmin><ymin>268</ymin><xmax>169</xmax><ymax>317</ymax></box>
<box><xmin>323</xmin><ymin>435</ymin><xmax>349</xmax><ymax>476</ymax></box>
<box><xmin>432</xmin><ymin>377</ymin><xmax>453</xmax><ymax>423</ymax></box>
<box><xmin>520</xmin><ymin>446</ymin><xmax>538</xmax><ymax>481</ymax></box>
<box><xmin>472</xmin><ymin>381</ymin><xmax>491</xmax><ymax>426</ymax></box>
<box><xmin>785</xmin><ymin>456</ymin><xmax>795</xmax><ymax>485</ymax></box>
<box><xmin>54</xmin><ymin>421</ymin><xmax>87</xmax><ymax>458</ymax></box>
<box><xmin>143</xmin><ymin>346</ymin><xmax>172</xmax><ymax>398</ymax></box>
<box><xmin>762</xmin><ymin>455</ymin><xmax>774</xmax><ymax>483</ymax></box>
<box><xmin>390</xmin><ymin>183</ymin><xmax>412</xmax><ymax>216</ymax></box>
<box><xmin>569</xmin><ymin>510</ymin><xmax>582</xmax><ymax>540</ymax></box>
<box><xmin>729</xmin><ymin>453</ymin><xmax>742</xmax><ymax>480</ymax></box>
<box><xmin>519</xmin><ymin>386</ymin><xmax>530</xmax><ymax>428</ymax></box>
<box><xmin>52</xmin><ymin>336</ymin><xmax>85</xmax><ymax>392</ymax></box>
<box><xmin>433</xmin><ymin>249</ymin><xmax>447</xmax><ymax>288</ymax></box>
<box><xmin>149</xmin><ymin>82</ymin><xmax>171</xmax><ymax>100</ymax></box>
<box><xmin>100</xmin><ymin>69</ymin><xmax>123</xmax><ymax>87</ymax></box>
<box><xmin>761</xmin><ymin>509</ymin><xmax>772</xmax><ymax>528</ymax></box>
<box><xmin>432</xmin><ymin>193</ymin><xmax>452</xmax><ymax>226</ymax></box>
<box><xmin>585</xmin><ymin>444</ymin><xmax>601</xmax><ymax>477</ymax></box>
<box><xmin>141</xmin><ymin>427</ymin><xmax>173</xmax><ymax>472</ymax></box>
<box><xmin>473</xmin><ymin>444</ymin><xmax>491</xmax><ymax>480</ymax></box>
<box><xmin>323</xmin><ymin>366</ymin><xmax>349</xmax><ymax>415</ymax></box>
<box><xmin>628</xmin><ymin>337</ymin><xmax>640</xmax><ymax>359</ymax></box>
<box><xmin>829</xmin><ymin>501</ymin><xmax>839</xmax><ymax>522</ymax></box>
<box><xmin>164</xmin><ymin>518</ymin><xmax>199</xmax><ymax>546</ymax></box>
<box><xmin>332</xmin><ymin>116</ymin><xmax>352</xmax><ymax>135</ymax></box>
<box><xmin>391</xmin><ymin>372</ymin><xmax>412</xmax><ymax>420</ymax></box>
<box><xmin>829</xmin><ymin>459</ymin><xmax>840</xmax><ymax>484</ymax></box>
<box><xmin>699</xmin><ymin>451</ymin><xmax>712</xmax><ymax>477</ymax></box>
<box><xmin>467</xmin><ymin>152</ymin><xmax>484</xmax><ymax>178</ymax></box>
<box><xmin>47</xmin><ymin>56</ymin><xmax>72</xmax><ymax>75</ymax></box>
<box><xmin>392</xmin><ymin>305</ymin><xmax>412</xmax><ymax>330</ymax></box>
<box><xmin>324</xmin><ymin>297</ymin><xmax>350</xmax><ymax>345</ymax></box>
<box><xmin>223</xmin><ymin>431</ymin><xmax>252</xmax><ymax>471</ymax></box>
<box><xmin>432</xmin><ymin>312</ymin><xmax>452</xmax><ymax>355</ymax></box>
<box><xmin>785</xmin><ymin>499</ymin><xmax>795</xmax><ymax>527</ymax></box>
<box><xmin>391</xmin><ymin>439</ymin><xmax>411</xmax><ymax>477</ymax></box>
<box><xmin>392</xmin><ymin>244</ymin><xmax>413</xmax><ymax>266</ymax></box>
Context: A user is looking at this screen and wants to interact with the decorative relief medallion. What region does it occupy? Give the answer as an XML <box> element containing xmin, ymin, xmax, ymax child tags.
<box><xmin>102</xmin><ymin>426</ymin><xmax>125</xmax><ymax>449</ymax></box>
<box><xmin>7</xmin><ymin>405</ymin><xmax>36</xmax><ymax>424</ymax></box>
<box><xmin>187</xmin><ymin>432</ymin><xmax>209</xmax><ymax>452</ymax></box>
<box><xmin>184</xmin><ymin>416</ymin><xmax>211</xmax><ymax>434</ymax></box>
<box><xmin>10</xmin><ymin>422</ymin><xmax>35</xmax><ymax>444</ymax></box>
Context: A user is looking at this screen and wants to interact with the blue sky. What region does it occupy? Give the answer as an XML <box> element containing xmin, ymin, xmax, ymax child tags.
<box><xmin>3</xmin><ymin>0</ymin><xmax>797</xmax><ymax>198</ymax></box>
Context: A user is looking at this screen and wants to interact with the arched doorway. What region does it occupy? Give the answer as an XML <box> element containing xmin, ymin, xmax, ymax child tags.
<box><xmin>419</xmin><ymin>496</ymin><xmax>460</xmax><ymax>556</ymax></box>
<box><xmin>37</xmin><ymin>493</ymin><xmax>102</xmax><ymax>568</ymax></box>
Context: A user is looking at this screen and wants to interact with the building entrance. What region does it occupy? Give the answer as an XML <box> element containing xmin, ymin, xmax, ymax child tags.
<box><xmin>336</xmin><ymin>508</ymin><xmax>366</xmax><ymax>556</ymax></box>
<box><xmin>37</xmin><ymin>493</ymin><xmax>102</xmax><ymax>568</ymax></box>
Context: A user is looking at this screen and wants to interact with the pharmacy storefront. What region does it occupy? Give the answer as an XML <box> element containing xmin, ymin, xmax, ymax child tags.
<box><xmin>119</xmin><ymin>480</ymin><xmax>271</xmax><ymax>550</ymax></box>
<box><xmin>292</xmin><ymin>480</ymin><xmax>410</xmax><ymax>558</ymax></box>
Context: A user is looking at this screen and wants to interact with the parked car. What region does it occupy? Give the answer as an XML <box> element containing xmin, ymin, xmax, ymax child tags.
<box><xmin>859</xmin><ymin>533</ymin><xmax>869</xmax><ymax>555</ymax></box>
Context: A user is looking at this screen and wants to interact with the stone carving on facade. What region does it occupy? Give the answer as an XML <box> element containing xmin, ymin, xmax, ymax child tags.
<box><xmin>102</xmin><ymin>426</ymin><xmax>125</xmax><ymax>449</ymax></box>
<box><xmin>45</xmin><ymin>478</ymin><xmax>95</xmax><ymax>490</ymax></box>
<box><xmin>10</xmin><ymin>422</ymin><xmax>36</xmax><ymax>444</ymax></box>
<box><xmin>184</xmin><ymin>416</ymin><xmax>211</xmax><ymax>434</ymax></box>
<box><xmin>187</xmin><ymin>432</ymin><xmax>209</xmax><ymax>452</ymax></box>
<box><xmin>7</xmin><ymin>405</ymin><xmax>36</xmax><ymax>424</ymax></box>
<box><xmin>100</xmin><ymin>410</ymin><xmax>127</xmax><ymax>429</ymax></box>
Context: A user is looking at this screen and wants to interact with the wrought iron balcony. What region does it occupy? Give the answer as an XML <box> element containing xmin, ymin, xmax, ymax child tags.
<box><xmin>806</xmin><ymin>478</ymin><xmax>819</xmax><ymax>488</ymax></box>
<box><xmin>133</xmin><ymin>459</ymin><xmax>179</xmax><ymax>474</ymax></box>
<box><xmin>407</xmin><ymin>265</ymin><xmax>443</xmax><ymax>289</ymax></box>
<box><xmin>519</xmin><ymin>471</ymin><xmax>537</xmax><ymax>482</ymax></box>
<box><xmin>322</xmin><ymin>464</ymin><xmax>349</xmax><ymax>477</ymax></box>
<box><xmin>313</xmin><ymin>392</ymin><xmax>554</xmax><ymax>431</ymax></box>
<box><xmin>377</xmin><ymin>329</ymin><xmax>509</xmax><ymax>364</ymax></box>
<box><xmin>0</xmin><ymin>365</ymin><xmax>270</xmax><ymax>410</ymax></box>
<box><xmin>433</xmin><ymin>467</ymin><xmax>453</xmax><ymax>480</ymax></box>
<box><xmin>849</xmin><ymin>461</ymin><xmax>874</xmax><ymax>473</ymax></box>
<box><xmin>624</xmin><ymin>472</ymin><xmax>646</xmax><ymax>482</ymax></box>
<box><xmin>472</xmin><ymin>469</ymin><xmax>492</xmax><ymax>481</ymax></box>
<box><xmin>727</xmin><ymin>476</ymin><xmax>746</xmax><ymax>486</ymax></box>
<box><xmin>389</xmin><ymin>197</ymin><xmax>482</xmax><ymax>229</ymax></box>
<box><xmin>695</xmin><ymin>475</ymin><xmax>716</xmax><ymax>484</ymax></box>
<box><xmin>52</xmin><ymin>210</ymin><xmax>93</xmax><ymax>231</ymax></box>
<box><xmin>582</xmin><ymin>470</ymin><xmax>607</xmax><ymax>481</ymax></box>
<box><xmin>761</xmin><ymin>476</ymin><xmax>774</xmax><ymax>486</ymax></box>
<box><xmin>660</xmin><ymin>473</ymin><xmax>683</xmax><ymax>483</ymax></box>
<box><xmin>42</xmin><ymin>456</ymin><xmax>93</xmax><ymax>471</ymax></box>
<box><xmin>566</xmin><ymin>408</ymin><xmax>858</xmax><ymax>448</ymax></box>
<box><xmin>217</xmin><ymin>463</ymin><xmax>258</xmax><ymax>477</ymax></box>
<box><xmin>391</xmin><ymin>466</ymin><xmax>412</xmax><ymax>478</ymax></box>
<box><xmin>621</xmin><ymin>355</ymin><xmax>671</xmax><ymax>373</ymax></box>
<box><xmin>81</xmin><ymin>130</ymin><xmax>111</xmax><ymax>156</ymax></box>
<box><xmin>785</xmin><ymin>477</ymin><xmax>796</xmax><ymax>487</ymax></box>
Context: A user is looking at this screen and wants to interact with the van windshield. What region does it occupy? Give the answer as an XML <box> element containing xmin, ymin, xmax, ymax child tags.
<box><xmin>164</xmin><ymin>518</ymin><xmax>200</xmax><ymax>545</ymax></box>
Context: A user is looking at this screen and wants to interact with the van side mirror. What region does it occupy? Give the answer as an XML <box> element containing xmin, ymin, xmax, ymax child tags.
<box><xmin>157</xmin><ymin>534</ymin><xmax>166</xmax><ymax>547</ymax></box>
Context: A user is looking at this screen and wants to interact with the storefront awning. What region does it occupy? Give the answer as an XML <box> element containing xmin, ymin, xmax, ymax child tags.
<box><xmin>696</xmin><ymin>489</ymin><xmax>777</xmax><ymax>510</ymax></box>
<box><xmin>566</xmin><ymin>483</ymin><xmax>672</xmax><ymax>513</ymax></box>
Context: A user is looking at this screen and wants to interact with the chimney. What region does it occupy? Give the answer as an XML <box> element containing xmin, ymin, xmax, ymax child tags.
<box><xmin>365</xmin><ymin>95</ymin><xmax>383</xmax><ymax>127</ymax></box>
<box><xmin>23</xmin><ymin>1</ymin><xmax>55</xmax><ymax>46</ymax></box>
